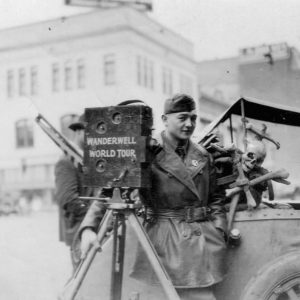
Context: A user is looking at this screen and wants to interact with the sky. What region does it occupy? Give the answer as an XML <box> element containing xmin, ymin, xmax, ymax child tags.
<box><xmin>0</xmin><ymin>0</ymin><xmax>300</xmax><ymax>60</ymax></box>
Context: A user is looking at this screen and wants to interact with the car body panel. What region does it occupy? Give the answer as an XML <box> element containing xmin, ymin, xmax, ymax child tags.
<box><xmin>215</xmin><ymin>208</ymin><xmax>300</xmax><ymax>300</ymax></box>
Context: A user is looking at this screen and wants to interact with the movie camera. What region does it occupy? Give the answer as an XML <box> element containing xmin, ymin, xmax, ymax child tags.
<box><xmin>36</xmin><ymin>101</ymin><xmax>180</xmax><ymax>300</ymax></box>
<box><xmin>83</xmin><ymin>103</ymin><xmax>153</xmax><ymax>189</ymax></box>
<box><xmin>61</xmin><ymin>102</ymin><xmax>180</xmax><ymax>300</ymax></box>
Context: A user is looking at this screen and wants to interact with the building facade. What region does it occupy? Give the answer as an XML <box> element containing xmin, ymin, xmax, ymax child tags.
<box><xmin>197</xmin><ymin>42</ymin><xmax>300</xmax><ymax>109</ymax></box>
<box><xmin>0</xmin><ymin>7</ymin><xmax>198</xmax><ymax>204</ymax></box>
<box><xmin>239</xmin><ymin>42</ymin><xmax>300</xmax><ymax>108</ymax></box>
<box><xmin>197</xmin><ymin>56</ymin><xmax>240</xmax><ymax>105</ymax></box>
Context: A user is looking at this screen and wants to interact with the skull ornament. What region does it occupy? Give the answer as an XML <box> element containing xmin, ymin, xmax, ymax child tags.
<box><xmin>242</xmin><ymin>140</ymin><xmax>266</xmax><ymax>173</ymax></box>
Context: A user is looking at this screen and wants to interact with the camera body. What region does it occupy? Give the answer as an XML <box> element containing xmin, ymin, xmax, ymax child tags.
<box><xmin>83</xmin><ymin>105</ymin><xmax>153</xmax><ymax>188</ymax></box>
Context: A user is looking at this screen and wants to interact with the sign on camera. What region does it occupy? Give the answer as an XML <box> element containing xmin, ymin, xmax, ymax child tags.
<box><xmin>86</xmin><ymin>136</ymin><xmax>136</xmax><ymax>146</ymax></box>
<box><xmin>89</xmin><ymin>149</ymin><xmax>136</xmax><ymax>158</ymax></box>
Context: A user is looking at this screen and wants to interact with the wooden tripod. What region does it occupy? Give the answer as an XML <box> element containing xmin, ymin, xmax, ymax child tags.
<box><xmin>59</xmin><ymin>188</ymin><xmax>180</xmax><ymax>300</ymax></box>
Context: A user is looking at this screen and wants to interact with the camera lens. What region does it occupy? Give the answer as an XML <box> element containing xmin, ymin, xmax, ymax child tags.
<box><xmin>112</xmin><ymin>112</ymin><xmax>122</xmax><ymax>124</ymax></box>
<box><xmin>96</xmin><ymin>122</ymin><xmax>107</xmax><ymax>134</ymax></box>
<box><xmin>96</xmin><ymin>159</ymin><xmax>107</xmax><ymax>173</ymax></box>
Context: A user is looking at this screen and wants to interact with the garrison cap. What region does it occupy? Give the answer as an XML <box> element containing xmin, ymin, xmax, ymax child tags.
<box><xmin>164</xmin><ymin>94</ymin><xmax>196</xmax><ymax>114</ymax></box>
<box><xmin>69</xmin><ymin>114</ymin><xmax>86</xmax><ymax>131</ymax></box>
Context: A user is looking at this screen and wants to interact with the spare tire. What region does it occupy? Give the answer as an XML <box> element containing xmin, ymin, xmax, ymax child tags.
<box><xmin>242</xmin><ymin>251</ymin><xmax>300</xmax><ymax>300</ymax></box>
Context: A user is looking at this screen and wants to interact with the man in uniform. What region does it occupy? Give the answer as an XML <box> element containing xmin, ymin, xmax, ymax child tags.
<box><xmin>79</xmin><ymin>94</ymin><xmax>227</xmax><ymax>299</ymax></box>
<box><xmin>55</xmin><ymin>114</ymin><xmax>90</xmax><ymax>269</ymax></box>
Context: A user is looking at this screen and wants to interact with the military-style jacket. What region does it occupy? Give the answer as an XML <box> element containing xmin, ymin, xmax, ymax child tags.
<box><xmin>131</xmin><ymin>132</ymin><xmax>227</xmax><ymax>287</ymax></box>
<box><xmin>141</xmin><ymin>132</ymin><xmax>227</xmax><ymax>229</ymax></box>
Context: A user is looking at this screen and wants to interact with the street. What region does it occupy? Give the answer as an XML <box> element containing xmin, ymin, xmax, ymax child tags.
<box><xmin>0</xmin><ymin>209</ymin><xmax>72</xmax><ymax>300</ymax></box>
<box><xmin>0</xmin><ymin>209</ymin><xmax>166</xmax><ymax>300</ymax></box>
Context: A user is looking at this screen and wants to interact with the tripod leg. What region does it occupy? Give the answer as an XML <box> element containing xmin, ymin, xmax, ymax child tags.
<box><xmin>127</xmin><ymin>213</ymin><xmax>181</xmax><ymax>300</ymax></box>
<box><xmin>60</xmin><ymin>209</ymin><xmax>113</xmax><ymax>300</ymax></box>
<box><xmin>110</xmin><ymin>212</ymin><xmax>126</xmax><ymax>300</ymax></box>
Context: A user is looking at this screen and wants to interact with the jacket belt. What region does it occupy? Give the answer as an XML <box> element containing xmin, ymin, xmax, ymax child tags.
<box><xmin>146</xmin><ymin>206</ymin><xmax>210</xmax><ymax>223</ymax></box>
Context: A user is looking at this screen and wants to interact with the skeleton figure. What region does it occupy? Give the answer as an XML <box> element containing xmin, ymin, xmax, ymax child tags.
<box><xmin>241</xmin><ymin>139</ymin><xmax>269</xmax><ymax>206</ymax></box>
<box><xmin>242</xmin><ymin>140</ymin><xmax>267</xmax><ymax>173</ymax></box>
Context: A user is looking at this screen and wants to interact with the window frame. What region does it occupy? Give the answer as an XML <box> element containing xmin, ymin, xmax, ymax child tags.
<box><xmin>7</xmin><ymin>69</ymin><xmax>14</xmax><ymax>99</ymax></box>
<box><xmin>15</xmin><ymin>119</ymin><xmax>34</xmax><ymax>149</ymax></box>
<box><xmin>104</xmin><ymin>54</ymin><xmax>116</xmax><ymax>85</ymax></box>
<box><xmin>18</xmin><ymin>68</ymin><xmax>26</xmax><ymax>96</ymax></box>
<box><xmin>64</xmin><ymin>61</ymin><xmax>73</xmax><ymax>91</ymax></box>
<box><xmin>77</xmin><ymin>59</ymin><xmax>85</xmax><ymax>89</ymax></box>
<box><xmin>30</xmin><ymin>66</ymin><xmax>38</xmax><ymax>96</ymax></box>
<box><xmin>162</xmin><ymin>66</ymin><xmax>173</xmax><ymax>95</ymax></box>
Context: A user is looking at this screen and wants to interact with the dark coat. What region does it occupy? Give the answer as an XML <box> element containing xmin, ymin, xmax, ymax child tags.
<box><xmin>55</xmin><ymin>156</ymin><xmax>91</xmax><ymax>246</ymax></box>
<box><xmin>131</xmin><ymin>133</ymin><xmax>227</xmax><ymax>288</ymax></box>
<box><xmin>79</xmin><ymin>132</ymin><xmax>227</xmax><ymax>288</ymax></box>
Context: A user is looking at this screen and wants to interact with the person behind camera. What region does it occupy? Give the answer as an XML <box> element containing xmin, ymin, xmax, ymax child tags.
<box><xmin>79</xmin><ymin>94</ymin><xmax>227</xmax><ymax>300</ymax></box>
<box><xmin>55</xmin><ymin>114</ymin><xmax>91</xmax><ymax>269</ymax></box>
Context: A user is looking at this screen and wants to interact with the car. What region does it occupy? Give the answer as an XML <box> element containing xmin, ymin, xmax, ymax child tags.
<box><xmin>62</xmin><ymin>97</ymin><xmax>300</xmax><ymax>300</ymax></box>
<box><xmin>199</xmin><ymin>97</ymin><xmax>300</xmax><ymax>300</ymax></box>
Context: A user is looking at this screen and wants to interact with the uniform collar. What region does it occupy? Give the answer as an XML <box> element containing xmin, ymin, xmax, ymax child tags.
<box><xmin>155</xmin><ymin>131</ymin><xmax>208</xmax><ymax>200</ymax></box>
<box><xmin>162</xmin><ymin>131</ymin><xmax>189</xmax><ymax>154</ymax></box>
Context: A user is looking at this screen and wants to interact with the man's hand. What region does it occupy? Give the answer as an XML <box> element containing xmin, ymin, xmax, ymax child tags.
<box><xmin>80</xmin><ymin>228</ymin><xmax>97</xmax><ymax>259</ymax></box>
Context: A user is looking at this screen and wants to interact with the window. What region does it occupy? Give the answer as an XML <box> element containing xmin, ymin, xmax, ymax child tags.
<box><xmin>19</xmin><ymin>68</ymin><xmax>26</xmax><ymax>96</ymax></box>
<box><xmin>162</xmin><ymin>67</ymin><xmax>173</xmax><ymax>95</ymax></box>
<box><xmin>60</xmin><ymin>114</ymin><xmax>80</xmax><ymax>140</ymax></box>
<box><xmin>149</xmin><ymin>61</ymin><xmax>154</xmax><ymax>89</ymax></box>
<box><xmin>104</xmin><ymin>54</ymin><xmax>115</xmax><ymax>85</ymax></box>
<box><xmin>143</xmin><ymin>58</ymin><xmax>148</xmax><ymax>87</ymax></box>
<box><xmin>30</xmin><ymin>66</ymin><xmax>38</xmax><ymax>95</ymax></box>
<box><xmin>64</xmin><ymin>61</ymin><xmax>73</xmax><ymax>90</ymax></box>
<box><xmin>168</xmin><ymin>69</ymin><xmax>173</xmax><ymax>94</ymax></box>
<box><xmin>52</xmin><ymin>63</ymin><xmax>59</xmax><ymax>92</ymax></box>
<box><xmin>16</xmin><ymin>119</ymin><xmax>34</xmax><ymax>148</ymax></box>
<box><xmin>53</xmin><ymin>60</ymin><xmax>86</xmax><ymax>92</ymax></box>
<box><xmin>7</xmin><ymin>70</ymin><xmax>14</xmax><ymax>98</ymax></box>
<box><xmin>137</xmin><ymin>56</ymin><xmax>142</xmax><ymax>86</ymax></box>
<box><xmin>136</xmin><ymin>56</ymin><xmax>154</xmax><ymax>89</ymax></box>
<box><xmin>77</xmin><ymin>59</ymin><xmax>85</xmax><ymax>89</ymax></box>
<box><xmin>180</xmin><ymin>74</ymin><xmax>193</xmax><ymax>95</ymax></box>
